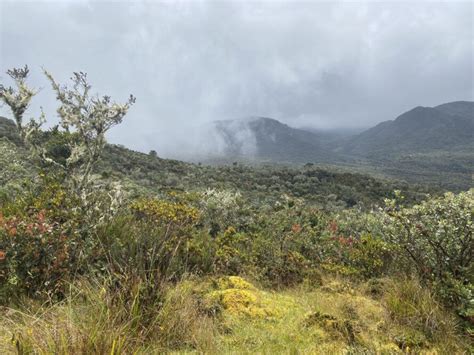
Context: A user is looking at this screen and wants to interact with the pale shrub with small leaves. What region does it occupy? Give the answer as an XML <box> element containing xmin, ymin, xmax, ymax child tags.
<box><xmin>382</xmin><ymin>189</ymin><xmax>473</xmax><ymax>311</ymax></box>
<box><xmin>0</xmin><ymin>139</ymin><xmax>31</xmax><ymax>200</ymax></box>
<box><xmin>0</xmin><ymin>66</ymin><xmax>42</xmax><ymax>144</ymax></box>
<box><xmin>202</xmin><ymin>188</ymin><xmax>242</xmax><ymax>208</ymax></box>
<box><xmin>79</xmin><ymin>178</ymin><xmax>125</xmax><ymax>228</ymax></box>
<box><xmin>200</xmin><ymin>189</ymin><xmax>245</xmax><ymax>236</ymax></box>
<box><xmin>0</xmin><ymin>66</ymin><xmax>134</xmax><ymax>227</ymax></box>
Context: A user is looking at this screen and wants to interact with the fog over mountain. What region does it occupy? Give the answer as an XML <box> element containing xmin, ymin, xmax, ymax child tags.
<box><xmin>162</xmin><ymin>101</ymin><xmax>472</xmax><ymax>162</ymax></box>
<box><xmin>0</xmin><ymin>0</ymin><xmax>472</xmax><ymax>157</ymax></box>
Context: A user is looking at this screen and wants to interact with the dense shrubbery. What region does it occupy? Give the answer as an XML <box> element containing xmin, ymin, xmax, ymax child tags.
<box><xmin>384</xmin><ymin>191</ymin><xmax>473</xmax><ymax>279</ymax></box>
<box><xmin>97</xmin><ymin>143</ymin><xmax>435</xmax><ymax>208</ymax></box>
<box><xmin>0</xmin><ymin>174</ymin><xmax>94</xmax><ymax>300</ymax></box>
<box><xmin>4</xmin><ymin>180</ymin><xmax>470</xmax><ymax>311</ymax></box>
<box><xmin>0</xmin><ymin>209</ymin><xmax>77</xmax><ymax>298</ymax></box>
<box><xmin>0</xmin><ymin>139</ymin><xmax>32</xmax><ymax>203</ymax></box>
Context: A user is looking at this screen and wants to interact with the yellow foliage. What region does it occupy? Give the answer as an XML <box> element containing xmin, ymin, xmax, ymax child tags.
<box><xmin>206</xmin><ymin>276</ymin><xmax>277</xmax><ymax>319</ymax></box>
<box><xmin>215</xmin><ymin>276</ymin><xmax>256</xmax><ymax>291</ymax></box>
<box><xmin>224</xmin><ymin>226</ymin><xmax>236</xmax><ymax>236</ymax></box>
<box><xmin>130</xmin><ymin>197</ymin><xmax>199</xmax><ymax>224</ymax></box>
<box><xmin>377</xmin><ymin>343</ymin><xmax>403</xmax><ymax>353</ymax></box>
<box><xmin>209</xmin><ymin>289</ymin><xmax>272</xmax><ymax>318</ymax></box>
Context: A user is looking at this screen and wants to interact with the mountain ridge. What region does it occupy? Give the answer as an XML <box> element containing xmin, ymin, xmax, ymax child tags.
<box><xmin>342</xmin><ymin>101</ymin><xmax>474</xmax><ymax>158</ymax></box>
<box><xmin>205</xmin><ymin>101</ymin><xmax>473</xmax><ymax>162</ymax></box>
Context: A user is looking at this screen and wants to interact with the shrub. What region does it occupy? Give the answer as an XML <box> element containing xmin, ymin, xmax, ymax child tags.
<box><xmin>199</xmin><ymin>188</ymin><xmax>246</xmax><ymax>237</ymax></box>
<box><xmin>130</xmin><ymin>196</ymin><xmax>199</xmax><ymax>225</ymax></box>
<box><xmin>0</xmin><ymin>138</ymin><xmax>32</xmax><ymax>203</ymax></box>
<box><xmin>0</xmin><ymin>174</ymin><xmax>89</xmax><ymax>300</ymax></box>
<box><xmin>214</xmin><ymin>227</ymin><xmax>253</xmax><ymax>276</ymax></box>
<box><xmin>319</xmin><ymin>219</ymin><xmax>391</xmax><ymax>279</ymax></box>
<box><xmin>248</xmin><ymin>204</ymin><xmax>327</xmax><ymax>286</ymax></box>
<box><xmin>93</xmin><ymin>197</ymin><xmax>204</xmax><ymax>319</ymax></box>
<box><xmin>383</xmin><ymin>190</ymin><xmax>474</xmax><ymax>311</ymax></box>
<box><xmin>0</xmin><ymin>210</ymin><xmax>80</xmax><ymax>299</ymax></box>
<box><xmin>348</xmin><ymin>234</ymin><xmax>392</xmax><ymax>278</ymax></box>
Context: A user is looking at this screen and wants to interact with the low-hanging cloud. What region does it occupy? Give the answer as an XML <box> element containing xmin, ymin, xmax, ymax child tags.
<box><xmin>0</xmin><ymin>0</ymin><xmax>472</xmax><ymax>156</ymax></box>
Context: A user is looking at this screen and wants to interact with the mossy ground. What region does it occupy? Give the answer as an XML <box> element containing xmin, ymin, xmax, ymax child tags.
<box><xmin>1</xmin><ymin>276</ymin><xmax>469</xmax><ymax>354</ymax></box>
<box><xmin>197</xmin><ymin>276</ymin><xmax>469</xmax><ymax>354</ymax></box>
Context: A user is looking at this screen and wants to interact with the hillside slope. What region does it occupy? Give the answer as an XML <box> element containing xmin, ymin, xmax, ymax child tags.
<box><xmin>342</xmin><ymin>101</ymin><xmax>474</xmax><ymax>158</ymax></box>
<box><xmin>435</xmin><ymin>100</ymin><xmax>474</xmax><ymax>118</ymax></box>
<box><xmin>210</xmin><ymin>117</ymin><xmax>342</xmax><ymax>163</ymax></box>
<box><xmin>99</xmin><ymin>143</ymin><xmax>429</xmax><ymax>208</ymax></box>
<box><xmin>0</xmin><ymin>116</ymin><xmax>430</xmax><ymax>208</ymax></box>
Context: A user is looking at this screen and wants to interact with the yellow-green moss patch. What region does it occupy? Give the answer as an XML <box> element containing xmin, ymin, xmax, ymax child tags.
<box><xmin>214</xmin><ymin>276</ymin><xmax>256</xmax><ymax>291</ymax></box>
<box><xmin>204</xmin><ymin>276</ymin><xmax>278</xmax><ymax>319</ymax></box>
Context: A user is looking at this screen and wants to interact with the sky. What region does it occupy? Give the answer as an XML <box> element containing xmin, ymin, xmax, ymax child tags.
<box><xmin>0</xmin><ymin>0</ymin><xmax>473</xmax><ymax>155</ymax></box>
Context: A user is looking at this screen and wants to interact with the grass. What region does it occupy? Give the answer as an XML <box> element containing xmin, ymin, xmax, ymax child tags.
<box><xmin>0</xmin><ymin>276</ymin><xmax>470</xmax><ymax>354</ymax></box>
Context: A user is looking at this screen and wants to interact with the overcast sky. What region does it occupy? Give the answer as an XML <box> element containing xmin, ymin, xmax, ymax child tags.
<box><xmin>0</xmin><ymin>0</ymin><xmax>473</xmax><ymax>154</ymax></box>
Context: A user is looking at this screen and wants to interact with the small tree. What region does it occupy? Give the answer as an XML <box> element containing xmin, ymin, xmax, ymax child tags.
<box><xmin>0</xmin><ymin>65</ymin><xmax>44</xmax><ymax>145</ymax></box>
<box><xmin>44</xmin><ymin>70</ymin><xmax>135</xmax><ymax>192</ymax></box>
<box><xmin>1</xmin><ymin>66</ymin><xmax>135</xmax><ymax>192</ymax></box>
<box><xmin>1</xmin><ymin>66</ymin><xmax>136</xmax><ymax>225</ymax></box>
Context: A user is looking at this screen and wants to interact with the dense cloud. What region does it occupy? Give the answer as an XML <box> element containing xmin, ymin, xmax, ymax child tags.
<box><xmin>0</xmin><ymin>0</ymin><xmax>472</xmax><ymax>156</ymax></box>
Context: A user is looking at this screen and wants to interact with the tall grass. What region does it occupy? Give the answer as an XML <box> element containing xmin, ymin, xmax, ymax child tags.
<box><xmin>0</xmin><ymin>277</ymin><xmax>218</xmax><ymax>354</ymax></box>
<box><xmin>382</xmin><ymin>277</ymin><xmax>468</xmax><ymax>352</ymax></box>
<box><xmin>2</xmin><ymin>281</ymin><xmax>144</xmax><ymax>354</ymax></box>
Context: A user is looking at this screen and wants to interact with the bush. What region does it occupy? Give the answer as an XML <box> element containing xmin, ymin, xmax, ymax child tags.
<box><xmin>0</xmin><ymin>138</ymin><xmax>32</xmax><ymax>203</ymax></box>
<box><xmin>348</xmin><ymin>234</ymin><xmax>392</xmax><ymax>278</ymax></box>
<box><xmin>244</xmin><ymin>205</ymin><xmax>318</xmax><ymax>286</ymax></box>
<box><xmin>320</xmin><ymin>219</ymin><xmax>391</xmax><ymax>278</ymax></box>
<box><xmin>92</xmin><ymin>197</ymin><xmax>206</xmax><ymax>320</ymax></box>
<box><xmin>0</xmin><ymin>209</ymin><xmax>80</xmax><ymax>299</ymax></box>
<box><xmin>383</xmin><ymin>190</ymin><xmax>474</xmax><ymax>312</ymax></box>
<box><xmin>0</xmin><ymin>175</ymin><xmax>86</xmax><ymax>300</ymax></box>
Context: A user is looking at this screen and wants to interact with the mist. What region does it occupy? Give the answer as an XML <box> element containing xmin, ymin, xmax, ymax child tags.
<box><xmin>0</xmin><ymin>0</ymin><xmax>472</xmax><ymax>158</ymax></box>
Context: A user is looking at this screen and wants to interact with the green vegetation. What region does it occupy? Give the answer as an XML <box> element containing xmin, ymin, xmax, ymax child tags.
<box><xmin>0</xmin><ymin>67</ymin><xmax>472</xmax><ymax>353</ymax></box>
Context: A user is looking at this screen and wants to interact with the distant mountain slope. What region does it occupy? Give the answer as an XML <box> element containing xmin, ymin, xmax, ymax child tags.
<box><xmin>210</xmin><ymin>117</ymin><xmax>342</xmax><ymax>163</ymax></box>
<box><xmin>342</xmin><ymin>101</ymin><xmax>474</xmax><ymax>158</ymax></box>
<box><xmin>434</xmin><ymin>101</ymin><xmax>474</xmax><ymax>119</ymax></box>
